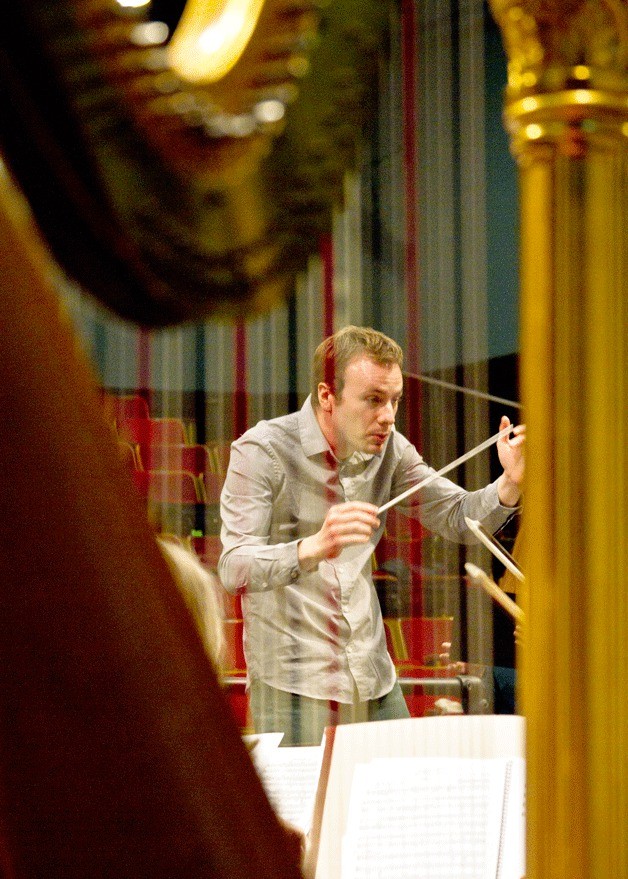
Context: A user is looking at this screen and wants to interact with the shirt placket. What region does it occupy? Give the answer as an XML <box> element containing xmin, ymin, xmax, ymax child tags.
<box><xmin>336</xmin><ymin>464</ymin><xmax>374</xmax><ymax>700</ymax></box>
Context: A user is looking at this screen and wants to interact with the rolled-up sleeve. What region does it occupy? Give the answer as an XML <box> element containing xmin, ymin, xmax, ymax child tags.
<box><xmin>218</xmin><ymin>437</ymin><xmax>302</xmax><ymax>595</ymax></box>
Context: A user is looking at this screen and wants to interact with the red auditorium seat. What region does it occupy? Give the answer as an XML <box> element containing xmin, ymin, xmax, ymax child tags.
<box><xmin>131</xmin><ymin>469</ymin><xmax>203</xmax><ymax>504</ymax></box>
<box><xmin>399</xmin><ymin>616</ymin><xmax>454</xmax><ymax>666</ymax></box>
<box><xmin>223</xmin><ymin>619</ymin><xmax>246</xmax><ymax>676</ymax></box>
<box><xmin>111</xmin><ymin>394</ymin><xmax>150</xmax><ymax>424</ymax></box>
<box><xmin>138</xmin><ymin>443</ymin><xmax>213</xmax><ymax>477</ymax></box>
<box><xmin>118</xmin><ymin>416</ymin><xmax>188</xmax><ymax>447</ymax></box>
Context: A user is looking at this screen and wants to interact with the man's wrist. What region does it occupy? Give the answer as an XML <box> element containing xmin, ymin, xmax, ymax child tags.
<box><xmin>497</xmin><ymin>473</ymin><xmax>522</xmax><ymax>508</ymax></box>
<box><xmin>297</xmin><ymin>535</ymin><xmax>322</xmax><ymax>572</ymax></box>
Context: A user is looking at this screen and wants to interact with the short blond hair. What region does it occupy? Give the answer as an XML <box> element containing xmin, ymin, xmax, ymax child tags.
<box><xmin>311</xmin><ymin>326</ymin><xmax>403</xmax><ymax>407</ymax></box>
<box><xmin>158</xmin><ymin>538</ymin><xmax>224</xmax><ymax>673</ymax></box>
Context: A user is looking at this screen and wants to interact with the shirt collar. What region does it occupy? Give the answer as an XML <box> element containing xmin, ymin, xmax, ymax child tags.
<box><xmin>299</xmin><ymin>395</ymin><xmax>332</xmax><ymax>458</ymax></box>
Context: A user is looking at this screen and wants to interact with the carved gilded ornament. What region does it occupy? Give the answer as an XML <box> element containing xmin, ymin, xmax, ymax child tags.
<box><xmin>488</xmin><ymin>0</ymin><xmax>628</xmax><ymax>153</ymax></box>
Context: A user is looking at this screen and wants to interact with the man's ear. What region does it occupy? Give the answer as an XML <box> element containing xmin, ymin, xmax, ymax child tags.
<box><xmin>317</xmin><ymin>383</ymin><xmax>334</xmax><ymax>412</ymax></box>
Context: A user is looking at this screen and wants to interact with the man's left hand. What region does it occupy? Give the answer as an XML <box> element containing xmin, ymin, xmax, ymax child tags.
<box><xmin>496</xmin><ymin>415</ymin><xmax>525</xmax><ymax>506</ymax></box>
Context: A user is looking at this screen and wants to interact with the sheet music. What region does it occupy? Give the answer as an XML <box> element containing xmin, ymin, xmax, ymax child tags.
<box><xmin>341</xmin><ymin>757</ymin><xmax>524</xmax><ymax>879</ymax></box>
<box><xmin>313</xmin><ymin>715</ymin><xmax>526</xmax><ymax>879</ymax></box>
<box><xmin>252</xmin><ymin>743</ymin><xmax>325</xmax><ymax>834</ymax></box>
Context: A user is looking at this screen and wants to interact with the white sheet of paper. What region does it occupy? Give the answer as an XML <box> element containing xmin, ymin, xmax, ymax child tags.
<box><xmin>254</xmin><ymin>744</ymin><xmax>325</xmax><ymax>834</ymax></box>
<box><xmin>243</xmin><ymin>731</ymin><xmax>284</xmax><ymax>759</ymax></box>
<box><xmin>341</xmin><ymin>756</ymin><xmax>525</xmax><ymax>879</ymax></box>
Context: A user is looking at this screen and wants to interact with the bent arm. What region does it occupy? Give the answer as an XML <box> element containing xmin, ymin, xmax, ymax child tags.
<box><xmin>218</xmin><ymin>440</ymin><xmax>301</xmax><ymax>595</ymax></box>
<box><xmin>496</xmin><ymin>415</ymin><xmax>525</xmax><ymax>506</ymax></box>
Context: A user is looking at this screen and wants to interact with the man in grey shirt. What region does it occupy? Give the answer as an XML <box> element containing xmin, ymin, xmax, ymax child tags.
<box><xmin>219</xmin><ymin>326</ymin><xmax>525</xmax><ymax>745</ymax></box>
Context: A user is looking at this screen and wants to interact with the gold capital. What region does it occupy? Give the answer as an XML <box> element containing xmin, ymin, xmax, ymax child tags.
<box><xmin>489</xmin><ymin>0</ymin><xmax>628</xmax><ymax>153</ymax></box>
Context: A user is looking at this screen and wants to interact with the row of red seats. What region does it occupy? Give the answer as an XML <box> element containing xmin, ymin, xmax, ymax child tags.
<box><xmin>108</xmin><ymin>395</ymin><xmax>423</xmax><ymax>542</ymax></box>
<box><xmin>130</xmin><ymin>468</ymin><xmax>222</xmax><ymax>505</ymax></box>
<box><xmin>103</xmin><ymin>393</ymin><xmax>230</xmax><ymax>507</ymax></box>
<box><xmin>119</xmin><ymin>432</ymin><xmax>229</xmax><ymax>490</ymax></box>
<box><xmin>103</xmin><ymin>398</ymin><xmax>240</xmax><ymax>726</ymax></box>
<box><xmin>105</xmin><ymin>391</ymin><xmax>231</xmax><ymax>469</ymax></box>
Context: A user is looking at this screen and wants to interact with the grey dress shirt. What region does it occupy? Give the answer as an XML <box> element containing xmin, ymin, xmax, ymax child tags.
<box><xmin>219</xmin><ymin>396</ymin><xmax>516</xmax><ymax>703</ymax></box>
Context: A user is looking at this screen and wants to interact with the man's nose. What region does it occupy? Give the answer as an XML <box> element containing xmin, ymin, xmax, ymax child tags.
<box><xmin>378</xmin><ymin>402</ymin><xmax>395</xmax><ymax>424</ymax></box>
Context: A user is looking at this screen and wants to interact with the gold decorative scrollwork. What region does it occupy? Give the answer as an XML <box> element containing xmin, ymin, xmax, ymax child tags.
<box><xmin>488</xmin><ymin>0</ymin><xmax>628</xmax><ymax>154</ymax></box>
<box><xmin>489</xmin><ymin>1</ymin><xmax>627</xmax><ymax>93</ymax></box>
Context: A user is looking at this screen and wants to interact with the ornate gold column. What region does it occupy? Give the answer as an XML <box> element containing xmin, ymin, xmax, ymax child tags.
<box><xmin>487</xmin><ymin>3</ymin><xmax>627</xmax><ymax>878</ymax></box>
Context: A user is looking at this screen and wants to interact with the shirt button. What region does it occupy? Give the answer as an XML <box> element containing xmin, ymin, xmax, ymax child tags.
<box><xmin>290</xmin><ymin>569</ymin><xmax>299</xmax><ymax>581</ymax></box>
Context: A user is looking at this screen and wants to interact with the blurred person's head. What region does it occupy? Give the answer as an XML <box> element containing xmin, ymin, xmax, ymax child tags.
<box><xmin>158</xmin><ymin>538</ymin><xmax>224</xmax><ymax>673</ymax></box>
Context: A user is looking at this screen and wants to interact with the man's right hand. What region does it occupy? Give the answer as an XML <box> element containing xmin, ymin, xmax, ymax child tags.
<box><xmin>297</xmin><ymin>501</ymin><xmax>380</xmax><ymax>571</ymax></box>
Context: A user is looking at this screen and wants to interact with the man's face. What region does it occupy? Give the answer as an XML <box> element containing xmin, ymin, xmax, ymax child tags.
<box><xmin>322</xmin><ymin>355</ymin><xmax>403</xmax><ymax>459</ymax></box>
